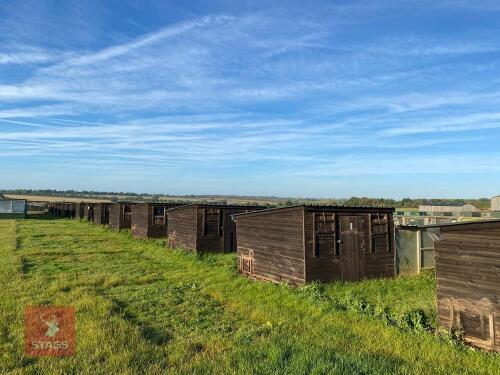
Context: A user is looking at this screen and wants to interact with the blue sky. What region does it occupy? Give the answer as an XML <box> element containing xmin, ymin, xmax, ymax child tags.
<box><xmin>1</xmin><ymin>0</ymin><xmax>500</xmax><ymax>198</ymax></box>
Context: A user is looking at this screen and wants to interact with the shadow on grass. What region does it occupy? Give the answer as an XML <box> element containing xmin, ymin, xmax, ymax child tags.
<box><xmin>25</xmin><ymin>214</ymin><xmax>66</xmax><ymax>220</ymax></box>
<box><xmin>109</xmin><ymin>298</ymin><xmax>172</xmax><ymax>346</ymax></box>
<box><xmin>20</xmin><ymin>257</ymin><xmax>36</xmax><ymax>274</ymax></box>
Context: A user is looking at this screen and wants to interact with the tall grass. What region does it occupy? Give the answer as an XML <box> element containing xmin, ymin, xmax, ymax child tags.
<box><xmin>0</xmin><ymin>218</ymin><xmax>497</xmax><ymax>374</ymax></box>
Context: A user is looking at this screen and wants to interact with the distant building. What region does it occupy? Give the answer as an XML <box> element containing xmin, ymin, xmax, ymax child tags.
<box><xmin>418</xmin><ymin>204</ymin><xmax>480</xmax><ymax>213</ymax></box>
<box><xmin>492</xmin><ymin>196</ymin><xmax>500</xmax><ymax>211</ymax></box>
<box><xmin>0</xmin><ymin>199</ymin><xmax>27</xmax><ymax>218</ymax></box>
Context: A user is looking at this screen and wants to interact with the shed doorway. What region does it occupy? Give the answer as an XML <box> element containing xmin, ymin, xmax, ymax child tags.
<box><xmin>223</xmin><ymin>212</ymin><xmax>236</xmax><ymax>252</ymax></box>
<box><xmin>340</xmin><ymin>216</ymin><xmax>365</xmax><ymax>281</ymax></box>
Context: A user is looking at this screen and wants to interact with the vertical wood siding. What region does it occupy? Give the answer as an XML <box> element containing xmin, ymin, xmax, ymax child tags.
<box><xmin>304</xmin><ymin>210</ymin><xmax>341</xmax><ymax>282</ymax></box>
<box><xmin>131</xmin><ymin>204</ymin><xmax>150</xmax><ymax>238</ymax></box>
<box><xmin>131</xmin><ymin>203</ymin><xmax>180</xmax><ymax>238</ymax></box>
<box><xmin>196</xmin><ymin>207</ymin><xmax>225</xmax><ymax>252</ymax></box>
<box><xmin>305</xmin><ymin>211</ymin><xmax>395</xmax><ymax>282</ymax></box>
<box><xmin>109</xmin><ymin>203</ymin><xmax>132</xmax><ymax>230</ymax></box>
<box><xmin>167</xmin><ymin>206</ymin><xmax>197</xmax><ymax>250</ymax></box>
<box><xmin>167</xmin><ymin>205</ymin><xmax>263</xmax><ymax>253</ymax></box>
<box><xmin>74</xmin><ymin>203</ymin><xmax>84</xmax><ymax>220</ymax></box>
<box><xmin>93</xmin><ymin>203</ymin><xmax>110</xmax><ymax>225</ymax></box>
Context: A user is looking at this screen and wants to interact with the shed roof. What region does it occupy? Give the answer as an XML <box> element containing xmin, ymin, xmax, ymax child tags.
<box><xmin>167</xmin><ymin>203</ymin><xmax>267</xmax><ymax>212</ymax></box>
<box><xmin>133</xmin><ymin>201</ymin><xmax>185</xmax><ymax>206</ymax></box>
<box><xmin>397</xmin><ymin>219</ymin><xmax>500</xmax><ymax>231</ymax></box>
<box><xmin>233</xmin><ymin>204</ymin><xmax>394</xmax><ymax>220</ymax></box>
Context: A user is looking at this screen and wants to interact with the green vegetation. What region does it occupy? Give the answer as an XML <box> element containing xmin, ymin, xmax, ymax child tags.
<box><xmin>1</xmin><ymin>188</ymin><xmax>492</xmax><ymax>209</ymax></box>
<box><xmin>0</xmin><ymin>218</ymin><xmax>498</xmax><ymax>374</ymax></box>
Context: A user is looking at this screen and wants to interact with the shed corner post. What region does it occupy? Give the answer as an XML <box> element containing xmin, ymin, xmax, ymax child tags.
<box><xmin>416</xmin><ymin>229</ymin><xmax>422</xmax><ymax>274</ymax></box>
<box><xmin>303</xmin><ymin>207</ymin><xmax>307</xmax><ymax>283</ymax></box>
<box><xmin>195</xmin><ymin>206</ymin><xmax>199</xmax><ymax>250</ymax></box>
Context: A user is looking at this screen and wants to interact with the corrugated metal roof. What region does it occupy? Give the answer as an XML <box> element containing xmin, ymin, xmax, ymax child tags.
<box><xmin>166</xmin><ymin>203</ymin><xmax>268</xmax><ymax>212</ymax></box>
<box><xmin>233</xmin><ymin>204</ymin><xmax>394</xmax><ymax>219</ymax></box>
<box><xmin>397</xmin><ymin>219</ymin><xmax>500</xmax><ymax>230</ymax></box>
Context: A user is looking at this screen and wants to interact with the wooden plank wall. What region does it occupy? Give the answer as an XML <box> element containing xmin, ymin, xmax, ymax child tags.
<box><xmin>146</xmin><ymin>205</ymin><xmax>168</xmax><ymax>238</ymax></box>
<box><xmin>435</xmin><ymin>227</ymin><xmax>499</xmax><ymax>351</ymax></box>
<box><xmin>131</xmin><ymin>204</ymin><xmax>178</xmax><ymax>238</ymax></box>
<box><xmin>305</xmin><ymin>211</ymin><xmax>395</xmax><ymax>282</ymax></box>
<box><xmin>108</xmin><ymin>203</ymin><xmax>121</xmax><ymax>230</ymax></box>
<box><xmin>237</xmin><ymin>207</ymin><xmax>305</xmax><ymax>284</ymax></box>
<box><xmin>93</xmin><ymin>203</ymin><xmax>109</xmax><ymax>225</ymax></box>
<box><xmin>74</xmin><ymin>203</ymin><xmax>84</xmax><ymax>219</ymax></box>
<box><xmin>304</xmin><ymin>210</ymin><xmax>341</xmax><ymax>282</ymax></box>
<box><xmin>364</xmin><ymin>214</ymin><xmax>395</xmax><ymax>279</ymax></box>
<box><xmin>83</xmin><ymin>204</ymin><xmax>94</xmax><ymax>222</ymax></box>
<box><xmin>109</xmin><ymin>203</ymin><xmax>132</xmax><ymax>230</ymax></box>
<box><xmin>131</xmin><ymin>204</ymin><xmax>150</xmax><ymax>238</ymax></box>
<box><xmin>167</xmin><ymin>206</ymin><xmax>197</xmax><ymax>250</ymax></box>
<box><xmin>195</xmin><ymin>207</ymin><xmax>225</xmax><ymax>253</ymax></box>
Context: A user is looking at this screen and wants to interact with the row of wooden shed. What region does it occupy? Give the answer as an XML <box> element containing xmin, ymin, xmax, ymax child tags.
<box><xmin>50</xmin><ymin>202</ymin><xmax>396</xmax><ymax>281</ymax></box>
<box><xmin>47</xmin><ymin>201</ymin><xmax>499</xmax><ymax>351</ymax></box>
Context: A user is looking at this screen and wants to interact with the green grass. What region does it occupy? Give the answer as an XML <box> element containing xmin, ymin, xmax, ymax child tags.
<box><xmin>0</xmin><ymin>218</ymin><xmax>498</xmax><ymax>374</ymax></box>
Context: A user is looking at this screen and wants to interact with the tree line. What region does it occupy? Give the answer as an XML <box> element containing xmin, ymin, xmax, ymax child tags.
<box><xmin>0</xmin><ymin>189</ymin><xmax>492</xmax><ymax>209</ymax></box>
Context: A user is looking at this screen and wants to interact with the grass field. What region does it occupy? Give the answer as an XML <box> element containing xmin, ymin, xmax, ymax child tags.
<box><xmin>0</xmin><ymin>217</ymin><xmax>498</xmax><ymax>374</ymax></box>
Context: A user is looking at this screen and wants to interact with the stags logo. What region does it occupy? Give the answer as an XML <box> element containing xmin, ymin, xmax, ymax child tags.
<box><xmin>24</xmin><ymin>306</ymin><xmax>75</xmax><ymax>356</ymax></box>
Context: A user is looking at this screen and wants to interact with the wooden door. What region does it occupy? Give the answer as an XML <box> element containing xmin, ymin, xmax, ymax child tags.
<box><xmin>340</xmin><ymin>216</ymin><xmax>366</xmax><ymax>281</ymax></box>
<box><xmin>223</xmin><ymin>212</ymin><xmax>236</xmax><ymax>252</ymax></box>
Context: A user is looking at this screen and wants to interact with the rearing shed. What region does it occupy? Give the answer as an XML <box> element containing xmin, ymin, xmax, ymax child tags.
<box><xmin>109</xmin><ymin>202</ymin><xmax>134</xmax><ymax>230</ymax></box>
<box><xmin>434</xmin><ymin>220</ymin><xmax>500</xmax><ymax>351</ymax></box>
<box><xmin>131</xmin><ymin>202</ymin><xmax>183</xmax><ymax>239</ymax></box>
<box><xmin>166</xmin><ymin>204</ymin><xmax>265</xmax><ymax>253</ymax></box>
<box><xmin>234</xmin><ymin>205</ymin><xmax>395</xmax><ymax>284</ymax></box>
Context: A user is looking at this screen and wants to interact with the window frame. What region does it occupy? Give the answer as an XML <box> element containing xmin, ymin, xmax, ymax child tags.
<box><xmin>312</xmin><ymin>212</ymin><xmax>338</xmax><ymax>257</ymax></box>
<box><xmin>202</xmin><ymin>208</ymin><xmax>222</xmax><ymax>236</ymax></box>
<box><xmin>152</xmin><ymin>206</ymin><xmax>166</xmax><ymax>225</ymax></box>
<box><xmin>369</xmin><ymin>213</ymin><xmax>390</xmax><ymax>253</ymax></box>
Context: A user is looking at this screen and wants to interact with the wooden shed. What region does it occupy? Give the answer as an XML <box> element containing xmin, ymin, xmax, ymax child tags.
<box><xmin>131</xmin><ymin>203</ymin><xmax>183</xmax><ymax>239</ymax></box>
<box><xmin>63</xmin><ymin>203</ymin><xmax>76</xmax><ymax>218</ymax></box>
<box><xmin>83</xmin><ymin>203</ymin><xmax>95</xmax><ymax>222</ymax></box>
<box><xmin>234</xmin><ymin>205</ymin><xmax>395</xmax><ymax>284</ymax></box>
<box><xmin>434</xmin><ymin>220</ymin><xmax>500</xmax><ymax>351</ymax></box>
<box><xmin>166</xmin><ymin>204</ymin><xmax>265</xmax><ymax>253</ymax></box>
<box><xmin>0</xmin><ymin>199</ymin><xmax>27</xmax><ymax>219</ymax></box>
<box><xmin>109</xmin><ymin>202</ymin><xmax>134</xmax><ymax>230</ymax></box>
<box><xmin>74</xmin><ymin>203</ymin><xmax>85</xmax><ymax>220</ymax></box>
<box><xmin>93</xmin><ymin>203</ymin><xmax>111</xmax><ymax>225</ymax></box>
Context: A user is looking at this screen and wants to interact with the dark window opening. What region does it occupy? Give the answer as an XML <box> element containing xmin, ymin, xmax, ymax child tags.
<box><xmin>370</xmin><ymin>214</ymin><xmax>389</xmax><ymax>253</ymax></box>
<box><xmin>153</xmin><ymin>206</ymin><xmax>166</xmax><ymax>225</ymax></box>
<box><xmin>313</xmin><ymin>212</ymin><xmax>337</xmax><ymax>257</ymax></box>
<box><xmin>203</xmin><ymin>209</ymin><xmax>221</xmax><ymax>236</ymax></box>
<box><xmin>123</xmin><ymin>205</ymin><xmax>132</xmax><ymax>222</ymax></box>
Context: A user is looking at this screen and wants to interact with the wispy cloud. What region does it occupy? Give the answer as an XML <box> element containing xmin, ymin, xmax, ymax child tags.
<box><xmin>1</xmin><ymin>1</ymin><xmax>500</xmax><ymax>196</ymax></box>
